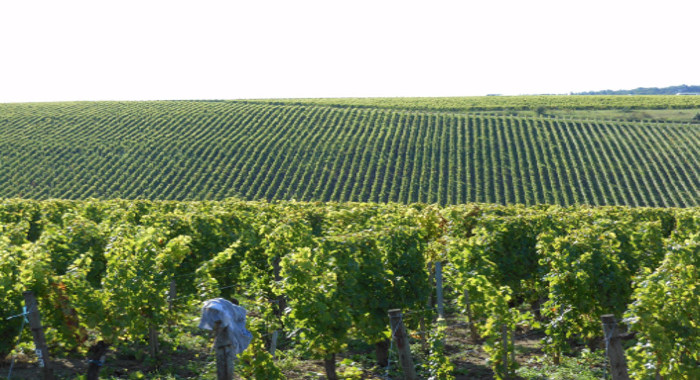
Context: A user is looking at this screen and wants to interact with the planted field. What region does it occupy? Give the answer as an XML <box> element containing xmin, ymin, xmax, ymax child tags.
<box><xmin>253</xmin><ymin>94</ymin><xmax>700</xmax><ymax>112</ymax></box>
<box><xmin>0</xmin><ymin>100</ymin><xmax>698</xmax><ymax>206</ymax></box>
<box><xmin>0</xmin><ymin>200</ymin><xmax>698</xmax><ymax>379</ymax></box>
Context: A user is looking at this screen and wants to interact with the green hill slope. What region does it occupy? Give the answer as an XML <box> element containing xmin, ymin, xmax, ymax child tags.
<box><xmin>0</xmin><ymin>100</ymin><xmax>698</xmax><ymax>206</ymax></box>
<box><xmin>251</xmin><ymin>94</ymin><xmax>700</xmax><ymax>112</ymax></box>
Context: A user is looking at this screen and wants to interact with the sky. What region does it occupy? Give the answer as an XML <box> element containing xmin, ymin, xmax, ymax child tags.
<box><xmin>1</xmin><ymin>0</ymin><xmax>698</xmax><ymax>103</ymax></box>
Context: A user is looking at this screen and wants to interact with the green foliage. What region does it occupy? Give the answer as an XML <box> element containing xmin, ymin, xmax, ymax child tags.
<box><xmin>280</xmin><ymin>243</ymin><xmax>353</xmax><ymax>359</ymax></box>
<box><xmin>194</xmin><ymin>242</ymin><xmax>242</xmax><ymax>299</ymax></box>
<box><xmin>377</xmin><ymin>225</ymin><xmax>431</xmax><ymax>330</ymax></box>
<box><xmin>463</xmin><ymin>276</ymin><xmax>535</xmax><ymax>379</ymax></box>
<box><xmin>425</xmin><ymin>323</ymin><xmax>455</xmax><ymax>380</ymax></box>
<box><xmin>515</xmin><ymin>348</ymin><xmax>606</xmax><ymax>379</ymax></box>
<box><xmin>0</xmin><ymin>199</ymin><xmax>698</xmax><ymax>378</ymax></box>
<box><xmin>624</xmin><ymin>234</ymin><xmax>700</xmax><ymax>379</ymax></box>
<box><xmin>237</xmin><ymin>322</ymin><xmax>285</xmax><ymax>380</ymax></box>
<box><xmin>63</xmin><ymin>226</ymin><xmax>191</xmax><ymax>348</ymax></box>
<box><xmin>538</xmin><ymin>224</ymin><xmax>632</xmax><ymax>359</ymax></box>
<box><xmin>454</xmin><ymin>215</ymin><xmax>543</xmax><ymax>302</ymax></box>
<box><xmin>241</xmin><ymin>209</ymin><xmax>315</xmax><ymax>333</ymax></box>
<box><xmin>0</xmin><ymin>236</ymin><xmax>25</xmax><ymax>355</ymax></box>
<box><xmin>338</xmin><ymin>358</ymin><xmax>364</xmax><ymax>380</ymax></box>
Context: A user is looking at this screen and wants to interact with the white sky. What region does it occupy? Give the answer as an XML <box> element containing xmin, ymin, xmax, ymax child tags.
<box><xmin>1</xmin><ymin>0</ymin><xmax>698</xmax><ymax>103</ymax></box>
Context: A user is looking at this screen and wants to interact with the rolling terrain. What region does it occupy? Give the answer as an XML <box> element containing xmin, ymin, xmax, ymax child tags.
<box><xmin>0</xmin><ymin>98</ymin><xmax>698</xmax><ymax>206</ymax></box>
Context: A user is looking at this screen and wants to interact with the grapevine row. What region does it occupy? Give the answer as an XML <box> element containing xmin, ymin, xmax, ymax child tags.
<box><xmin>0</xmin><ymin>199</ymin><xmax>697</xmax><ymax>379</ymax></box>
<box><xmin>0</xmin><ymin>101</ymin><xmax>698</xmax><ymax>206</ymax></box>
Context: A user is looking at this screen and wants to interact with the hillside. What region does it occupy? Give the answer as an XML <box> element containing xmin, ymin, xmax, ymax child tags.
<box><xmin>0</xmin><ymin>99</ymin><xmax>698</xmax><ymax>206</ymax></box>
<box><xmin>251</xmin><ymin>94</ymin><xmax>700</xmax><ymax>112</ymax></box>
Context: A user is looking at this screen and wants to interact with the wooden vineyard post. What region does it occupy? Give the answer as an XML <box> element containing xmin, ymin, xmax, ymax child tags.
<box><xmin>375</xmin><ymin>338</ymin><xmax>391</xmax><ymax>368</ymax></box>
<box><xmin>435</xmin><ymin>261</ymin><xmax>445</xmax><ymax>321</ymax></box>
<box><xmin>510</xmin><ymin>325</ymin><xmax>516</xmax><ymax>370</ymax></box>
<box><xmin>270</xmin><ymin>330</ymin><xmax>279</xmax><ymax>358</ymax></box>
<box><xmin>388</xmin><ymin>309</ymin><xmax>418</xmax><ymax>380</ymax></box>
<box><xmin>23</xmin><ymin>291</ymin><xmax>55</xmax><ymax>380</ymax></box>
<box><xmin>149</xmin><ymin>324</ymin><xmax>159</xmax><ymax>359</ymax></box>
<box><xmin>601</xmin><ymin>314</ymin><xmax>630</xmax><ymax>380</ymax></box>
<box><xmin>86</xmin><ymin>341</ymin><xmax>109</xmax><ymax>380</ymax></box>
<box><xmin>323</xmin><ymin>354</ymin><xmax>338</xmax><ymax>380</ymax></box>
<box><xmin>214</xmin><ymin>321</ymin><xmax>235</xmax><ymax>380</ymax></box>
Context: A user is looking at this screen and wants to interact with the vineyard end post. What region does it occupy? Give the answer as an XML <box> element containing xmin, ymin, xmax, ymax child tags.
<box><xmin>214</xmin><ymin>321</ymin><xmax>234</xmax><ymax>380</ymax></box>
<box><xmin>601</xmin><ymin>314</ymin><xmax>630</xmax><ymax>380</ymax></box>
<box><xmin>23</xmin><ymin>290</ymin><xmax>55</xmax><ymax>380</ymax></box>
<box><xmin>388</xmin><ymin>309</ymin><xmax>418</xmax><ymax>380</ymax></box>
<box><xmin>435</xmin><ymin>261</ymin><xmax>445</xmax><ymax>320</ymax></box>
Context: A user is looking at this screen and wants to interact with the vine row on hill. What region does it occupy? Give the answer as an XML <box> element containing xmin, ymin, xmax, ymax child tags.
<box><xmin>0</xmin><ymin>101</ymin><xmax>698</xmax><ymax>206</ymax></box>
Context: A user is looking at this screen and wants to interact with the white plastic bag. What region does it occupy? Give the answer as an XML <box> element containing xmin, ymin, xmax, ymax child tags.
<box><xmin>198</xmin><ymin>298</ymin><xmax>252</xmax><ymax>355</ymax></box>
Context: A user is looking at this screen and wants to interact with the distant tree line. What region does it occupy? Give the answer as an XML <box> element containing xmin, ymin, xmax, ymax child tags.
<box><xmin>574</xmin><ymin>84</ymin><xmax>700</xmax><ymax>95</ymax></box>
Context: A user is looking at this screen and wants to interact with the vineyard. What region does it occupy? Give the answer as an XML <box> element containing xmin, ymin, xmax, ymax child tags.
<box><xmin>252</xmin><ymin>95</ymin><xmax>700</xmax><ymax>112</ymax></box>
<box><xmin>0</xmin><ymin>199</ymin><xmax>698</xmax><ymax>379</ymax></box>
<box><xmin>0</xmin><ymin>100</ymin><xmax>699</xmax><ymax>206</ymax></box>
<box><xmin>1</xmin><ymin>96</ymin><xmax>698</xmax><ymax>378</ymax></box>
